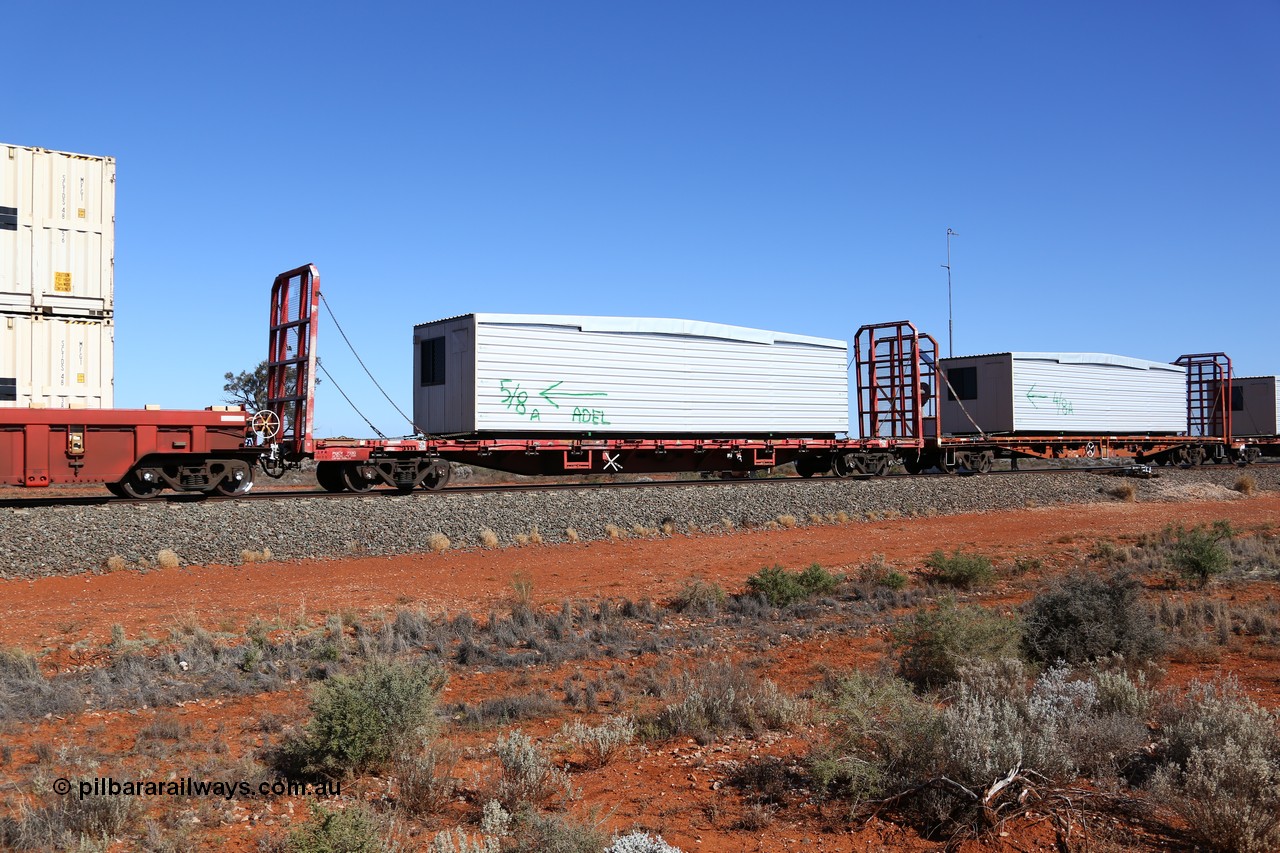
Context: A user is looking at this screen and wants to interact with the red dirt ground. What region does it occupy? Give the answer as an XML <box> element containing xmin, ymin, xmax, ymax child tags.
<box><xmin>2</xmin><ymin>493</ymin><xmax>1278</xmax><ymax>852</ymax></box>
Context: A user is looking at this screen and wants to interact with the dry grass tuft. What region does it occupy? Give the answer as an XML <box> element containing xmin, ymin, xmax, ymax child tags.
<box><xmin>565</xmin><ymin>527</ymin><xmax>580</xmax><ymax>544</ymax></box>
<box><xmin>103</xmin><ymin>555</ymin><xmax>128</xmax><ymax>572</ymax></box>
<box><xmin>763</xmin><ymin>520</ymin><xmax>781</xmax><ymax>531</ymax></box>
<box><xmin>529</xmin><ymin>527</ymin><xmax>544</xmax><ymax>545</ymax></box>
<box><xmin>836</xmin><ymin>511</ymin><xmax>851</xmax><ymax>523</ymax></box>
<box><xmin>240</xmin><ymin>548</ymin><xmax>273</xmax><ymax>564</ymax></box>
<box><xmin>1233</xmin><ymin>474</ymin><xmax>1257</xmax><ymax>496</ymax></box>
<box><xmin>156</xmin><ymin>549</ymin><xmax>180</xmax><ymax>569</ymax></box>
<box><xmin>1109</xmin><ymin>482</ymin><xmax>1137</xmax><ymax>502</ymax></box>
<box><xmin>776</xmin><ymin>514</ymin><xmax>798</xmax><ymax>529</ymax></box>
<box><xmin>721</xmin><ymin>517</ymin><xmax>735</xmax><ymax>532</ymax></box>
<box><xmin>605</xmin><ymin>524</ymin><xmax>625</xmax><ymax>542</ymax></box>
<box><xmin>661</xmin><ymin>521</ymin><xmax>676</xmax><ymax>536</ymax></box>
<box><xmin>687</xmin><ymin>522</ymin><xmax>700</xmax><ymax>534</ymax></box>
<box><xmin>514</xmin><ymin>533</ymin><xmax>530</xmax><ymax>546</ymax></box>
<box><xmin>479</xmin><ymin>528</ymin><xmax>500</xmax><ymax>548</ymax></box>
<box><xmin>427</xmin><ymin>533</ymin><xmax>451</xmax><ymax>553</ymax></box>
<box><xmin>809</xmin><ymin>513</ymin><xmax>826</xmax><ymax>525</ymax></box>
<box><xmin>632</xmin><ymin>524</ymin><xmax>658</xmax><ymax>537</ymax></box>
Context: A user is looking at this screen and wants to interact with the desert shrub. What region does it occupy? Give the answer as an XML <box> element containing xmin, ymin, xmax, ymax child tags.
<box><xmin>396</xmin><ymin>742</ymin><xmax>460</xmax><ymax>817</ymax></box>
<box><xmin>0</xmin><ymin>648</ymin><xmax>81</xmax><ymax>720</ymax></box>
<box><xmin>812</xmin><ymin>664</ymin><xmax>1148</xmax><ymax>829</ymax></box>
<box><xmin>1233</xmin><ymin>474</ymin><xmax>1256</xmax><ymax>496</ymax></box>
<box><xmin>944</xmin><ymin>664</ymin><xmax>1146</xmax><ymax>784</ymax></box>
<box><xmin>1155</xmin><ymin>677</ymin><xmax>1280</xmax><ymax>853</ymax></box>
<box><xmin>0</xmin><ymin>794</ymin><xmax>141</xmax><ymax>850</ymax></box>
<box><xmin>745</xmin><ymin>563</ymin><xmax>839</xmax><ymax>607</ymax></box>
<box><xmin>858</xmin><ymin>555</ymin><xmax>908</xmax><ymax>590</ymax></box>
<box><xmin>1108</xmin><ymin>482</ymin><xmax>1137</xmax><ymax>502</ymax></box>
<box><xmin>810</xmin><ymin>670</ymin><xmax>945</xmax><ymax>806</ymax></box>
<box><xmin>561</xmin><ymin>715</ymin><xmax>636</xmax><ymax>768</ymax></box>
<box><xmin>606</xmin><ymin>832</ymin><xmax>683</xmax><ymax>853</ymax></box>
<box><xmin>281</xmin><ymin>659</ymin><xmax>446</xmax><ymax>777</ymax></box>
<box><xmin>450</xmin><ymin>691</ymin><xmax>560</xmax><ymax>726</ymax></box>
<box><xmin>649</xmin><ymin>660</ymin><xmax>795</xmax><ymax>743</ymax></box>
<box><xmin>923</xmin><ymin>549</ymin><xmax>995</xmax><ymax>589</ymax></box>
<box><xmin>504</xmin><ymin>807</ymin><xmax>608</xmax><ymax>853</ymax></box>
<box><xmin>494</xmin><ymin>730</ymin><xmax>572</xmax><ymax>809</ymax></box>
<box><xmin>287</xmin><ymin>803</ymin><xmax>387</xmax><ymax>853</ymax></box>
<box><xmin>1022</xmin><ymin>571</ymin><xmax>1166</xmax><ymax>664</ymax></box>
<box><xmin>671</xmin><ymin>577</ymin><xmax>727</xmax><ymax>615</ymax></box>
<box><xmin>894</xmin><ymin>600</ymin><xmax>1022</xmax><ymax>689</ymax></box>
<box><xmin>1169</xmin><ymin>522</ymin><xmax>1234</xmax><ymax>587</ymax></box>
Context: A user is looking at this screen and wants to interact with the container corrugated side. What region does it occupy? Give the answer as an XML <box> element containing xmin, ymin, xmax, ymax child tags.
<box><xmin>0</xmin><ymin>144</ymin><xmax>115</xmax><ymax>317</ymax></box>
<box><xmin>0</xmin><ymin>312</ymin><xmax>113</xmax><ymax>408</ymax></box>
<box><xmin>414</xmin><ymin>314</ymin><xmax>849</xmax><ymax>435</ymax></box>
<box><xmin>940</xmin><ymin>352</ymin><xmax>1186</xmax><ymax>434</ymax></box>
<box><xmin>1009</xmin><ymin>354</ymin><xmax>1186</xmax><ymax>433</ymax></box>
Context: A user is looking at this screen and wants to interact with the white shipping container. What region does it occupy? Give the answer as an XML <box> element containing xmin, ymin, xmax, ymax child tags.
<box><xmin>0</xmin><ymin>312</ymin><xmax>114</xmax><ymax>408</ymax></box>
<box><xmin>413</xmin><ymin>314</ymin><xmax>849</xmax><ymax>435</ymax></box>
<box><xmin>938</xmin><ymin>352</ymin><xmax>1186</xmax><ymax>435</ymax></box>
<box><xmin>1231</xmin><ymin>376</ymin><xmax>1280</xmax><ymax>437</ymax></box>
<box><xmin>0</xmin><ymin>144</ymin><xmax>115</xmax><ymax>317</ymax></box>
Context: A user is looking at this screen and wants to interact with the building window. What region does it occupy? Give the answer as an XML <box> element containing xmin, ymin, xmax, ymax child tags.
<box><xmin>1231</xmin><ymin>386</ymin><xmax>1244</xmax><ymax>412</ymax></box>
<box><xmin>420</xmin><ymin>337</ymin><xmax>445</xmax><ymax>386</ymax></box>
<box><xmin>947</xmin><ymin>366</ymin><xmax>977</xmax><ymax>401</ymax></box>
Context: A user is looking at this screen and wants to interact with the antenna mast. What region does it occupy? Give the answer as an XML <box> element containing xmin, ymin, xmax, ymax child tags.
<box><xmin>942</xmin><ymin>228</ymin><xmax>959</xmax><ymax>357</ymax></box>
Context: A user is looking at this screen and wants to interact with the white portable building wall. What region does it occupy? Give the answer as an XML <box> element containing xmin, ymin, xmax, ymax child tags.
<box><xmin>0</xmin><ymin>312</ymin><xmax>114</xmax><ymax>408</ymax></box>
<box><xmin>1231</xmin><ymin>376</ymin><xmax>1280</xmax><ymax>437</ymax></box>
<box><xmin>0</xmin><ymin>144</ymin><xmax>115</xmax><ymax>317</ymax></box>
<box><xmin>938</xmin><ymin>352</ymin><xmax>1186</xmax><ymax>434</ymax></box>
<box><xmin>412</xmin><ymin>314</ymin><xmax>849</xmax><ymax>436</ymax></box>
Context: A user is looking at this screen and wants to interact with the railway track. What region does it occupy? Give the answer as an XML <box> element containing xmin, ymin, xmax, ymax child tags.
<box><xmin>0</xmin><ymin>462</ymin><xmax>1227</xmax><ymax>511</ymax></box>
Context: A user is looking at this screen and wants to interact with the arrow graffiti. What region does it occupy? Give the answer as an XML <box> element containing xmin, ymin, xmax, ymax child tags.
<box><xmin>1025</xmin><ymin>384</ymin><xmax>1049</xmax><ymax>409</ymax></box>
<box><xmin>539</xmin><ymin>380</ymin><xmax>608</xmax><ymax>409</ymax></box>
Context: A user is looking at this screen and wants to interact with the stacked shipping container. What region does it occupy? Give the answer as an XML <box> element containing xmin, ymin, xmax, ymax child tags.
<box><xmin>0</xmin><ymin>144</ymin><xmax>114</xmax><ymax>407</ymax></box>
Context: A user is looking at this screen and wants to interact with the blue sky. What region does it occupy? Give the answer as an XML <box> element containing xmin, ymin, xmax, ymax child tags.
<box><xmin>7</xmin><ymin>2</ymin><xmax>1278</xmax><ymax>436</ymax></box>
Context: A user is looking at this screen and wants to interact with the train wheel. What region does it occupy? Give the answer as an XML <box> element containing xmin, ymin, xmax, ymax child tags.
<box><xmin>341</xmin><ymin>463</ymin><xmax>376</xmax><ymax>493</ymax></box>
<box><xmin>420</xmin><ymin>460</ymin><xmax>452</xmax><ymax>491</ymax></box>
<box><xmin>315</xmin><ymin>462</ymin><xmax>347</xmax><ymax>492</ymax></box>
<box><xmin>900</xmin><ymin>451</ymin><xmax>925</xmax><ymax>475</ymax></box>
<box><xmin>114</xmin><ymin>471</ymin><xmax>162</xmax><ymax>499</ymax></box>
<box><xmin>935</xmin><ymin>455</ymin><xmax>958</xmax><ymax>476</ymax></box>
<box><xmin>794</xmin><ymin>455</ymin><xmax>825</xmax><ymax>478</ymax></box>
<box><xmin>212</xmin><ymin>469</ymin><xmax>254</xmax><ymax>496</ymax></box>
<box><xmin>831</xmin><ymin>454</ymin><xmax>853</xmax><ymax>478</ymax></box>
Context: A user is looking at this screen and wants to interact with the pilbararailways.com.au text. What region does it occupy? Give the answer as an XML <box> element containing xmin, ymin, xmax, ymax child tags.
<box><xmin>54</xmin><ymin>776</ymin><xmax>341</xmax><ymax>800</ymax></box>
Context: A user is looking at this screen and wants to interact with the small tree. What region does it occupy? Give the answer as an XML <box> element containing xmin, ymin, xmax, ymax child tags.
<box><xmin>223</xmin><ymin>359</ymin><xmax>319</xmax><ymax>413</ymax></box>
<box><xmin>223</xmin><ymin>361</ymin><xmax>269</xmax><ymax>412</ymax></box>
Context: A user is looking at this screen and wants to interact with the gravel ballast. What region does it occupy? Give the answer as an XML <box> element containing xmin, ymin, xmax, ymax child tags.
<box><xmin>1</xmin><ymin>467</ymin><xmax>1276</xmax><ymax>578</ymax></box>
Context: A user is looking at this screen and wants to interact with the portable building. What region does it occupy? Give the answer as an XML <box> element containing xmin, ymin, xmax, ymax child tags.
<box><xmin>937</xmin><ymin>352</ymin><xmax>1186</xmax><ymax>435</ymax></box>
<box><xmin>412</xmin><ymin>313</ymin><xmax>849</xmax><ymax>436</ymax></box>
<box><xmin>0</xmin><ymin>312</ymin><xmax>114</xmax><ymax>408</ymax></box>
<box><xmin>0</xmin><ymin>144</ymin><xmax>115</xmax><ymax>317</ymax></box>
<box><xmin>1230</xmin><ymin>376</ymin><xmax>1280</xmax><ymax>437</ymax></box>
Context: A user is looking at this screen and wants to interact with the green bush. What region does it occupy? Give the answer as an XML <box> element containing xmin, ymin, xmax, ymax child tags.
<box><xmin>1022</xmin><ymin>571</ymin><xmax>1166</xmax><ymax>664</ymax></box>
<box><xmin>1155</xmin><ymin>677</ymin><xmax>1280</xmax><ymax>853</ymax></box>
<box><xmin>287</xmin><ymin>804</ymin><xmax>387</xmax><ymax>853</ymax></box>
<box><xmin>894</xmin><ymin>599</ymin><xmax>1022</xmax><ymax>689</ymax></box>
<box><xmin>282</xmin><ymin>659</ymin><xmax>446</xmax><ymax>777</ymax></box>
<box><xmin>923</xmin><ymin>550</ymin><xmax>995</xmax><ymax>589</ymax></box>
<box><xmin>746</xmin><ymin>563</ymin><xmax>840</xmax><ymax>606</ymax></box>
<box><xmin>1170</xmin><ymin>522</ymin><xmax>1234</xmax><ymax>587</ymax></box>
